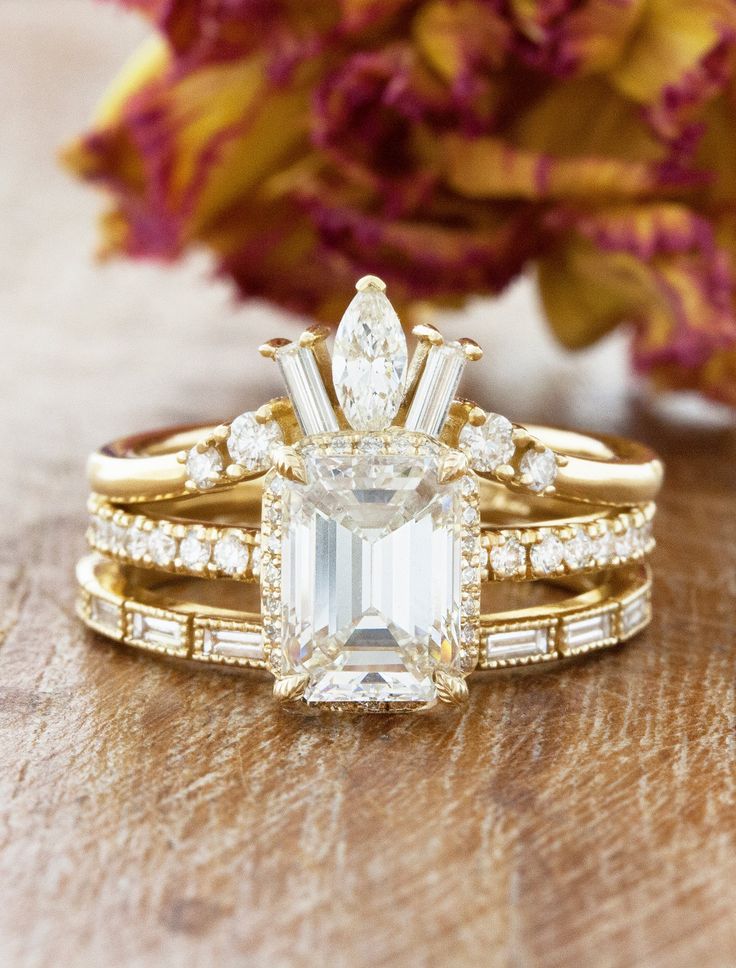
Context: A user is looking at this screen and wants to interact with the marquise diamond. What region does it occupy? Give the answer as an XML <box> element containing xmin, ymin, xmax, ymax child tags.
<box><xmin>332</xmin><ymin>287</ymin><xmax>407</xmax><ymax>431</ymax></box>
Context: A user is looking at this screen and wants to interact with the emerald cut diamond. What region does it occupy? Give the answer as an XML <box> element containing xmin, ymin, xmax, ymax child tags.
<box><xmin>261</xmin><ymin>433</ymin><xmax>480</xmax><ymax>709</ymax></box>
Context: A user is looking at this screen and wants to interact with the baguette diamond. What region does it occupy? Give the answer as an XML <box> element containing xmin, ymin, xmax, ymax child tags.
<box><xmin>405</xmin><ymin>342</ymin><xmax>465</xmax><ymax>437</ymax></box>
<box><xmin>276</xmin><ymin>343</ymin><xmax>339</xmax><ymax>436</ymax></box>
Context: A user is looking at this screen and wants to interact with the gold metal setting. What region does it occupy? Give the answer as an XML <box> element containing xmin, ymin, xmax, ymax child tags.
<box><xmin>76</xmin><ymin>555</ymin><xmax>652</xmax><ymax>675</ymax></box>
<box><xmin>78</xmin><ymin>274</ymin><xmax>662</xmax><ymax>714</ymax></box>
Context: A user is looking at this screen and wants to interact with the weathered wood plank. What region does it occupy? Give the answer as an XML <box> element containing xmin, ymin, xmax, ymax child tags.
<box><xmin>1</xmin><ymin>5</ymin><xmax>735</xmax><ymax>967</ymax></box>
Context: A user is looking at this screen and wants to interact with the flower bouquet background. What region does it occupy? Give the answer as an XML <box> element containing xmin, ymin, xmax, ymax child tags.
<box><xmin>63</xmin><ymin>0</ymin><xmax>736</xmax><ymax>409</ymax></box>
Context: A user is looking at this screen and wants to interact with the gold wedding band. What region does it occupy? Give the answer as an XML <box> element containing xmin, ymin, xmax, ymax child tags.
<box><xmin>77</xmin><ymin>275</ymin><xmax>662</xmax><ymax>713</ymax></box>
<box><xmin>77</xmin><ymin>555</ymin><xmax>652</xmax><ymax>676</ymax></box>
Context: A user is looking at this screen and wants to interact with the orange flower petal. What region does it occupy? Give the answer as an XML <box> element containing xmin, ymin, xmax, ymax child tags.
<box><xmin>610</xmin><ymin>0</ymin><xmax>736</xmax><ymax>105</ymax></box>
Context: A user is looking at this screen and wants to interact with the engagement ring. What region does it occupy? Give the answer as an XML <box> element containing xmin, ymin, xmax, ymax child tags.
<box><xmin>77</xmin><ymin>276</ymin><xmax>662</xmax><ymax>712</ymax></box>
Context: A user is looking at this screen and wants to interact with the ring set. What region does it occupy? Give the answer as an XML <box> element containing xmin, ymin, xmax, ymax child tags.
<box><xmin>77</xmin><ymin>275</ymin><xmax>663</xmax><ymax>713</ymax></box>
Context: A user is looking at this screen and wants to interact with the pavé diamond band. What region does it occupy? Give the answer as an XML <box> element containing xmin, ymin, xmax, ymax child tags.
<box><xmin>86</xmin><ymin>493</ymin><xmax>655</xmax><ymax>584</ymax></box>
<box><xmin>78</xmin><ymin>275</ymin><xmax>662</xmax><ymax>711</ymax></box>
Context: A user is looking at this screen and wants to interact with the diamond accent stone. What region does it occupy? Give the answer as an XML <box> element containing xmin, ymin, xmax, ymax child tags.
<box><xmin>530</xmin><ymin>534</ymin><xmax>564</xmax><ymax>575</ymax></box>
<box><xmin>179</xmin><ymin>532</ymin><xmax>210</xmax><ymax>570</ymax></box>
<box><xmin>110</xmin><ymin>523</ymin><xmax>126</xmax><ymax>553</ymax></box>
<box><xmin>459</xmin><ymin>413</ymin><xmax>515</xmax><ymax>472</ymax></box>
<box><xmin>620</xmin><ymin>592</ymin><xmax>650</xmax><ymax>636</ymax></box>
<box><xmin>405</xmin><ymin>342</ymin><xmax>466</xmax><ymax>437</ymax></box>
<box><xmin>332</xmin><ymin>287</ymin><xmax>408</xmax><ymax>431</ymax></box>
<box><xmin>89</xmin><ymin>596</ymin><xmax>122</xmax><ymax>637</ymax></box>
<box><xmin>227</xmin><ymin>411</ymin><xmax>283</xmax><ymax>472</ymax></box>
<box><xmin>594</xmin><ymin>530</ymin><xmax>615</xmax><ymax>565</ymax></box>
<box><xmin>126</xmin><ymin>526</ymin><xmax>148</xmax><ymax>560</ymax></box>
<box><xmin>562</xmin><ymin>610</ymin><xmax>614</xmax><ymax>655</ymax></box>
<box><xmin>186</xmin><ymin>445</ymin><xmax>223</xmax><ymax>489</ymax></box>
<box><xmin>128</xmin><ymin>609</ymin><xmax>186</xmax><ymax>653</ymax></box>
<box><xmin>265</xmin><ymin>434</ymin><xmax>478</xmax><ymax>706</ymax></box>
<box><xmin>92</xmin><ymin>516</ymin><xmax>110</xmax><ymax>548</ymax></box>
<box><xmin>563</xmin><ymin>527</ymin><xmax>593</xmax><ymax>569</ymax></box>
<box><xmin>520</xmin><ymin>447</ymin><xmax>557</xmax><ymax>492</ymax></box>
<box><xmin>277</xmin><ymin>343</ymin><xmax>339</xmax><ymax>436</ymax></box>
<box><xmin>486</xmin><ymin>626</ymin><xmax>551</xmax><ymax>661</ymax></box>
<box><xmin>490</xmin><ymin>539</ymin><xmax>526</xmax><ymax>578</ymax></box>
<box><xmin>213</xmin><ymin>534</ymin><xmax>249</xmax><ymax>575</ymax></box>
<box><xmin>250</xmin><ymin>545</ymin><xmax>261</xmax><ymax>577</ymax></box>
<box><xmin>614</xmin><ymin>528</ymin><xmax>635</xmax><ymax>559</ymax></box>
<box><xmin>357</xmin><ymin>434</ymin><xmax>384</xmax><ymax>455</ymax></box>
<box><xmin>149</xmin><ymin>529</ymin><xmax>177</xmax><ymax>566</ymax></box>
<box><xmin>200</xmin><ymin>626</ymin><xmax>264</xmax><ymax>662</ymax></box>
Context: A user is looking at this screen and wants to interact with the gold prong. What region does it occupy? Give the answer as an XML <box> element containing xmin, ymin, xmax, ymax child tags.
<box><xmin>355</xmin><ymin>274</ymin><xmax>386</xmax><ymax>292</ymax></box>
<box><xmin>494</xmin><ymin>464</ymin><xmax>515</xmax><ymax>482</ymax></box>
<box><xmin>555</xmin><ymin>454</ymin><xmax>568</xmax><ymax>467</ymax></box>
<box><xmin>298</xmin><ymin>324</ymin><xmax>331</xmax><ymax>348</ymax></box>
<box><xmin>543</xmin><ymin>485</ymin><xmax>557</xmax><ymax>496</ymax></box>
<box><xmin>411</xmin><ymin>322</ymin><xmax>443</xmax><ymax>346</ymax></box>
<box><xmin>273</xmin><ymin>446</ymin><xmax>308</xmax><ymax>484</ymax></box>
<box><xmin>437</xmin><ymin>450</ymin><xmax>468</xmax><ymax>484</ymax></box>
<box><xmin>434</xmin><ymin>670</ymin><xmax>469</xmax><ymax>706</ymax></box>
<box><xmin>184</xmin><ymin>480</ymin><xmax>198</xmax><ymax>492</ymax></box>
<box><xmin>259</xmin><ymin>337</ymin><xmax>291</xmax><ymax>359</ymax></box>
<box><xmin>458</xmin><ymin>338</ymin><xmax>483</xmax><ymax>362</ymax></box>
<box><xmin>212</xmin><ymin>424</ymin><xmax>230</xmax><ymax>442</ymax></box>
<box><xmin>176</xmin><ymin>450</ymin><xmax>188</xmax><ymax>465</ymax></box>
<box><xmin>519</xmin><ymin>473</ymin><xmax>533</xmax><ymax>487</ymax></box>
<box><xmin>254</xmin><ymin>404</ymin><xmax>274</xmax><ymax>425</ymax></box>
<box><xmin>512</xmin><ymin>428</ymin><xmax>533</xmax><ymax>445</ymax></box>
<box><xmin>467</xmin><ymin>406</ymin><xmax>486</xmax><ymax>427</ymax></box>
<box><xmin>273</xmin><ymin>674</ymin><xmax>310</xmax><ymax>704</ymax></box>
<box><xmin>225</xmin><ymin>464</ymin><xmax>245</xmax><ymax>480</ymax></box>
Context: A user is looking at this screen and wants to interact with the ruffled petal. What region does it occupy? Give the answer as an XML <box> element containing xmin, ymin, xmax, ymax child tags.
<box><xmin>539</xmin><ymin>205</ymin><xmax>736</xmax><ymax>374</ymax></box>
<box><xmin>64</xmin><ymin>47</ymin><xmax>314</xmax><ymax>258</ymax></box>
<box><xmin>610</xmin><ymin>0</ymin><xmax>736</xmax><ymax>105</ymax></box>
<box><xmin>66</xmin><ymin>0</ymin><xmax>736</xmax><ymax>409</ymax></box>
<box><xmin>507</xmin><ymin>0</ymin><xmax>645</xmax><ymax>76</ymax></box>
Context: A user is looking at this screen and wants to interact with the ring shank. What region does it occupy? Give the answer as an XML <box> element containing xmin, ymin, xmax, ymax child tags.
<box><xmin>77</xmin><ymin>554</ymin><xmax>652</xmax><ymax>674</ymax></box>
<box><xmin>88</xmin><ymin>421</ymin><xmax>663</xmax><ymax>507</ymax></box>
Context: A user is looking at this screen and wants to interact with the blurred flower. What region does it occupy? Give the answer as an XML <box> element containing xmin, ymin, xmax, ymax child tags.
<box><xmin>63</xmin><ymin>0</ymin><xmax>736</xmax><ymax>406</ymax></box>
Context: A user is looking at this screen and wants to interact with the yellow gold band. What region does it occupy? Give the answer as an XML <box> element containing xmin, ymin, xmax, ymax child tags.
<box><xmin>87</xmin><ymin>418</ymin><xmax>663</xmax><ymax>508</ymax></box>
<box><xmin>86</xmin><ymin>493</ymin><xmax>655</xmax><ymax>584</ymax></box>
<box><xmin>77</xmin><ymin>554</ymin><xmax>652</xmax><ymax>673</ymax></box>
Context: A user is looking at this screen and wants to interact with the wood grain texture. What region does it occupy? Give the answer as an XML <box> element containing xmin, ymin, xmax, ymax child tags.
<box><xmin>1</xmin><ymin>4</ymin><xmax>736</xmax><ymax>967</ymax></box>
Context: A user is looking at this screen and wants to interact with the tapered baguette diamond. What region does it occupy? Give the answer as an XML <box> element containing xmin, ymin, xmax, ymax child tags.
<box><xmin>276</xmin><ymin>343</ymin><xmax>339</xmax><ymax>436</ymax></box>
<box><xmin>332</xmin><ymin>287</ymin><xmax>407</xmax><ymax>431</ymax></box>
<box><xmin>405</xmin><ymin>342</ymin><xmax>466</xmax><ymax>437</ymax></box>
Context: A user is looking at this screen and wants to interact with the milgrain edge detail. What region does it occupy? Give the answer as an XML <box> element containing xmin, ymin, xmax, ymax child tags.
<box><xmin>76</xmin><ymin>556</ymin><xmax>652</xmax><ymax>675</ymax></box>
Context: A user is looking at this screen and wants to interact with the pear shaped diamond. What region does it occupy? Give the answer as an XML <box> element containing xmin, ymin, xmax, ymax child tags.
<box><xmin>332</xmin><ymin>284</ymin><xmax>408</xmax><ymax>431</ymax></box>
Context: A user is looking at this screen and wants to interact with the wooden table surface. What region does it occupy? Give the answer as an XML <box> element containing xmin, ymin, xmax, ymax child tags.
<box><xmin>2</xmin><ymin>4</ymin><xmax>736</xmax><ymax>967</ymax></box>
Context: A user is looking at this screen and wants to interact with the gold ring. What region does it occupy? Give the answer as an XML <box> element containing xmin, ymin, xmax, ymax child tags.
<box><xmin>78</xmin><ymin>275</ymin><xmax>661</xmax><ymax>712</ymax></box>
<box><xmin>88</xmin><ymin>419</ymin><xmax>662</xmax><ymax>507</ymax></box>
<box><xmin>77</xmin><ymin>555</ymin><xmax>652</xmax><ymax>684</ymax></box>
<box><xmin>86</xmin><ymin>493</ymin><xmax>655</xmax><ymax>583</ymax></box>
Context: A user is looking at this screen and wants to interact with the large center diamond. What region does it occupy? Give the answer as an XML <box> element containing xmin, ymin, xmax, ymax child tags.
<box><xmin>267</xmin><ymin>437</ymin><xmax>470</xmax><ymax>707</ymax></box>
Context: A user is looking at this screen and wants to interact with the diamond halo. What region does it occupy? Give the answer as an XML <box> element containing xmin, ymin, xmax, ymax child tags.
<box><xmin>179</xmin><ymin>275</ymin><xmax>569</xmax><ymax>711</ymax></box>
